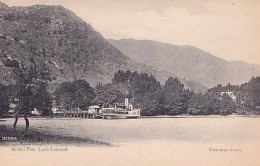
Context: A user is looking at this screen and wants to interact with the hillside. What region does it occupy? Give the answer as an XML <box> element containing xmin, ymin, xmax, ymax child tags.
<box><xmin>108</xmin><ymin>39</ymin><xmax>260</xmax><ymax>88</ymax></box>
<box><xmin>0</xmin><ymin>2</ymin><xmax>206</xmax><ymax>93</ymax></box>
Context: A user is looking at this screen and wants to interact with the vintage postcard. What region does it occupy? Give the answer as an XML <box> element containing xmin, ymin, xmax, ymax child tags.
<box><xmin>0</xmin><ymin>0</ymin><xmax>260</xmax><ymax>166</ymax></box>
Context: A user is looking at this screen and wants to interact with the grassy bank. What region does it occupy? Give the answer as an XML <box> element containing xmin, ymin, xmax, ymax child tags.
<box><xmin>0</xmin><ymin>124</ymin><xmax>112</xmax><ymax>147</ymax></box>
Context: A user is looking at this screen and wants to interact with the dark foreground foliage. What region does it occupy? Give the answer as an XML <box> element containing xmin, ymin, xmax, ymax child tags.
<box><xmin>0</xmin><ymin>124</ymin><xmax>111</xmax><ymax>146</ymax></box>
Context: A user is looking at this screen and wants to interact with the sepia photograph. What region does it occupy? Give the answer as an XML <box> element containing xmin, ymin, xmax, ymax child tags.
<box><xmin>0</xmin><ymin>0</ymin><xmax>260</xmax><ymax>166</ymax></box>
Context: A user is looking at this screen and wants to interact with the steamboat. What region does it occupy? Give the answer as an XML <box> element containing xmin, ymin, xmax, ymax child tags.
<box><xmin>100</xmin><ymin>98</ymin><xmax>141</xmax><ymax>119</ymax></box>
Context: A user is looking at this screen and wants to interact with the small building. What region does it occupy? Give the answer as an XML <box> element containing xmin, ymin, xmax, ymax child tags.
<box><xmin>8</xmin><ymin>98</ymin><xmax>19</xmax><ymax>114</ymax></box>
<box><xmin>220</xmin><ymin>90</ymin><xmax>237</xmax><ymax>101</ymax></box>
<box><xmin>31</xmin><ymin>108</ymin><xmax>41</xmax><ymax>116</ymax></box>
<box><xmin>88</xmin><ymin>105</ymin><xmax>101</xmax><ymax>114</ymax></box>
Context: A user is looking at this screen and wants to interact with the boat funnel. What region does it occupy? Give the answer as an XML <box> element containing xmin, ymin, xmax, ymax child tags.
<box><xmin>125</xmin><ymin>98</ymin><xmax>129</xmax><ymax>108</ymax></box>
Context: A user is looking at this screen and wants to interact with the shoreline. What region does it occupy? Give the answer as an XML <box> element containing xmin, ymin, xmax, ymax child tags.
<box><xmin>1</xmin><ymin>114</ymin><xmax>260</xmax><ymax>121</ymax></box>
<box><xmin>140</xmin><ymin>114</ymin><xmax>260</xmax><ymax>118</ymax></box>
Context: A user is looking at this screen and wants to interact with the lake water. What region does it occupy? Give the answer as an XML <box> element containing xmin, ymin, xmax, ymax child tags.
<box><xmin>1</xmin><ymin>117</ymin><xmax>260</xmax><ymax>146</ymax></box>
<box><xmin>1</xmin><ymin>117</ymin><xmax>260</xmax><ymax>166</ymax></box>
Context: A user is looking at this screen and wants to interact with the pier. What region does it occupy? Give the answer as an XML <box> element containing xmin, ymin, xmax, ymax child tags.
<box><xmin>53</xmin><ymin>111</ymin><xmax>97</xmax><ymax>119</ymax></box>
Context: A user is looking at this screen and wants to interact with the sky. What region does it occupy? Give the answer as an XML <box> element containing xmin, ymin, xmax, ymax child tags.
<box><xmin>2</xmin><ymin>0</ymin><xmax>260</xmax><ymax>65</ymax></box>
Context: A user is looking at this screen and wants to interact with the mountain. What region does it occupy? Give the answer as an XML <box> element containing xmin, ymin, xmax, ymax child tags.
<box><xmin>108</xmin><ymin>39</ymin><xmax>260</xmax><ymax>88</ymax></box>
<box><xmin>0</xmin><ymin>3</ymin><xmax>207</xmax><ymax>93</ymax></box>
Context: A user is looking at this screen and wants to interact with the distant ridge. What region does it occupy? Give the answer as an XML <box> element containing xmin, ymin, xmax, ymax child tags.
<box><xmin>0</xmin><ymin>3</ymin><xmax>207</xmax><ymax>93</ymax></box>
<box><xmin>108</xmin><ymin>38</ymin><xmax>260</xmax><ymax>88</ymax></box>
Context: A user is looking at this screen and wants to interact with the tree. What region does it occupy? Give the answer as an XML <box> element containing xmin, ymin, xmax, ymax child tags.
<box><xmin>129</xmin><ymin>73</ymin><xmax>162</xmax><ymax>115</ymax></box>
<box><xmin>238</xmin><ymin>77</ymin><xmax>260</xmax><ymax>107</ymax></box>
<box><xmin>218</xmin><ymin>94</ymin><xmax>237</xmax><ymax>115</ymax></box>
<box><xmin>5</xmin><ymin>57</ymin><xmax>52</xmax><ymax>134</ymax></box>
<box><xmin>92</xmin><ymin>83</ymin><xmax>125</xmax><ymax>107</ymax></box>
<box><xmin>55</xmin><ymin>82</ymin><xmax>74</xmax><ymax>109</ymax></box>
<box><xmin>162</xmin><ymin>77</ymin><xmax>192</xmax><ymax>115</ymax></box>
<box><xmin>187</xmin><ymin>93</ymin><xmax>214</xmax><ymax>115</ymax></box>
<box><xmin>112</xmin><ymin>70</ymin><xmax>132</xmax><ymax>84</ymax></box>
<box><xmin>55</xmin><ymin>80</ymin><xmax>96</xmax><ymax>110</ymax></box>
<box><xmin>73</xmin><ymin>80</ymin><xmax>96</xmax><ymax>109</ymax></box>
<box><xmin>139</xmin><ymin>89</ymin><xmax>164</xmax><ymax>116</ymax></box>
<box><xmin>33</xmin><ymin>83</ymin><xmax>53</xmax><ymax>116</ymax></box>
<box><xmin>110</xmin><ymin>70</ymin><xmax>163</xmax><ymax>115</ymax></box>
<box><xmin>0</xmin><ymin>83</ymin><xmax>10</xmax><ymax>118</ymax></box>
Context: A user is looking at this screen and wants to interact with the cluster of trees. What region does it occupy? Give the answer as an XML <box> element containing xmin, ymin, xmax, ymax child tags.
<box><xmin>54</xmin><ymin>70</ymin><xmax>193</xmax><ymax>116</ymax></box>
<box><xmin>110</xmin><ymin>70</ymin><xmax>260</xmax><ymax>116</ymax></box>
<box><xmin>191</xmin><ymin>77</ymin><xmax>260</xmax><ymax>115</ymax></box>
<box><xmin>1</xmin><ymin>67</ymin><xmax>260</xmax><ymax>122</ymax></box>
<box><xmin>187</xmin><ymin>93</ymin><xmax>237</xmax><ymax>115</ymax></box>
<box><xmin>112</xmin><ymin>70</ymin><xmax>194</xmax><ymax>116</ymax></box>
<box><xmin>52</xmin><ymin>70</ymin><xmax>260</xmax><ymax>116</ymax></box>
<box><xmin>0</xmin><ymin>58</ymin><xmax>53</xmax><ymax>117</ymax></box>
